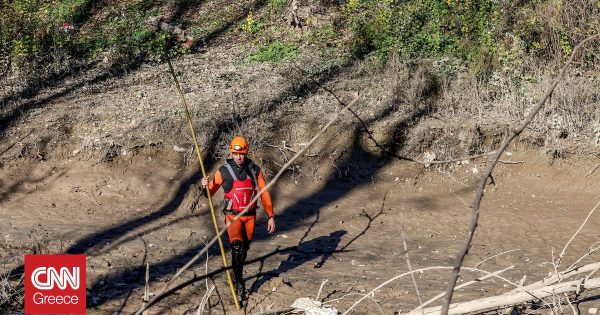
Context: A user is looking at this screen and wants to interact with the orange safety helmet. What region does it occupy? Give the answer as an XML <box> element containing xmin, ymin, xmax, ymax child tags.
<box><xmin>229</xmin><ymin>136</ymin><xmax>249</xmax><ymax>154</ymax></box>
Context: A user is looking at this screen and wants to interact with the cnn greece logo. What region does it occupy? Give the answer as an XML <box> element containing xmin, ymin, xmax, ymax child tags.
<box><xmin>25</xmin><ymin>254</ymin><xmax>86</xmax><ymax>314</ymax></box>
<box><xmin>32</xmin><ymin>266</ymin><xmax>80</xmax><ymax>290</ymax></box>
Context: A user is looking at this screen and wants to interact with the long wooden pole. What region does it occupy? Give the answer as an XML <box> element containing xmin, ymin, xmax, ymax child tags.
<box><xmin>166</xmin><ymin>57</ymin><xmax>240</xmax><ymax>310</ymax></box>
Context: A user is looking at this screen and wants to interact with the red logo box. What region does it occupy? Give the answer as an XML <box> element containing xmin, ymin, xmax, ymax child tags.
<box><xmin>25</xmin><ymin>254</ymin><xmax>86</xmax><ymax>314</ymax></box>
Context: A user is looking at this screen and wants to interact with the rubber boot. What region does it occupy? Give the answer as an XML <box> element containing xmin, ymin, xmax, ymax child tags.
<box><xmin>231</xmin><ymin>241</ymin><xmax>246</xmax><ymax>303</ymax></box>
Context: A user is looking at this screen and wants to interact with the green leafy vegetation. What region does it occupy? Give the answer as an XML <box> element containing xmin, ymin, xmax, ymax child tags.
<box><xmin>1</xmin><ymin>0</ymin><xmax>598</xmax><ymax>78</ymax></box>
<box><xmin>339</xmin><ymin>0</ymin><xmax>600</xmax><ymax>70</ymax></box>
<box><xmin>248</xmin><ymin>41</ymin><xmax>298</xmax><ymax>63</ymax></box>
<box><xmin>240</xmin><ymin>11</ymin><xmax>265</xmax><ymax>35</ymax></box>
<box><xmin>0</xmin><ymin>0</ymin><xmax>173</xmax><ymax>76</ymax></box>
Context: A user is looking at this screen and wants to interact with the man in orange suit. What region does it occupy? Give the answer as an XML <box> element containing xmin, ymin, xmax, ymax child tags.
<box><xmin>201</xmin><ymin>136</ymin><xmax>276</xmax><ymax>303</ymax></box>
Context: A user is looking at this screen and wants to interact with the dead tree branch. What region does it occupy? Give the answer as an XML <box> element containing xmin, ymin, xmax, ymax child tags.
<box><xmin>407</xmin><ymin>277</ymin><xmax>600</xmax><ymax>315</ymax></box>
<box><xmin>440</xmin><ymin>34</ymin><xmax>600</xmax><ymax>315</ymax></box>
<box><xmin>513</xmin><ymin>262</ymin><xmax>600</xmax><ymax>293</ymax></box>
<box><xmin>134</xmin><ymin>93</ymin><xmax>361</xmax><ymax>315</ymax></box>
<box><xmin>343</xmin><ymin>266</ymin><xmax>518</xmax><ymax>315</ymax></box>
<box><xmin>414</xmin><ymin>266</ymin><xmax>514</xmax><ymax>311</ymax></box>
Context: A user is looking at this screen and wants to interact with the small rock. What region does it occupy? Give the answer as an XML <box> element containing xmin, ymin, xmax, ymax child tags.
<box><xmin>589</xmin><ymin>308</ymin><xmax>598</xmax><ymax>314</ymax></box>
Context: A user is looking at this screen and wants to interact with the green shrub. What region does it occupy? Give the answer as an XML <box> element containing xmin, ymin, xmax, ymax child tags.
<box><xmin>240</xmin><ymin>11</ymin><xmax>265</xmax><ymax>35</ymax></box>
<box><xmin>340</xmin><ymin>0</ymin><xmax>599</xmax><ymax>71</ymax></box>
<box><xmin>270</xmin><ymin>0</ymin><xmax>288</xmax><ymax>8</ymax></box>
<box><xmin>0</xmin><ymin>0</ymin><xmax>178</xmax><ymax>76</ymax></box>
<box><xmin>248</xmin><ymin>42</ymin><xmax>298</xmax><ymax>63</ymax></box>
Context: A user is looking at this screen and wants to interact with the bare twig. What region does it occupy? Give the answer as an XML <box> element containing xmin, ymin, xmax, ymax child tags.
<box><xmin>197</xmin><ymin>284</ymin><xmax>215</xmax><ymax>315</ymax></box>
<box><xmin>440</xmin><ymin>34</ymin><xmax>600</xmax><ymax>315</ymax></box>
<box><xmin>316</xmin><ymin>279</ymin><xmax>328</xmax><ymax>301</ymax></box>
<box><xmin>564</xmin><ymin>293</ymin><xmax>578</xmax><ymax>315</ymax></box>
<box><xmin>397</xmin><ymin>207</ymin><xmax>424</xmax><ymax>308</ymax></box>
<box><xmin>134</xmin><ymin>94</ymin><xmax>361</xmax><ymax>315</ymax></box>
<box><xmin>585</xmin><ymin>160</ymin><xmax>600</xmax><ymax>177</ymax></box>
<box><xmin>567</xmin><ymin>242</ymin><xmax>600</xmax><ymax>272</ymax></box>
<box><xmin>426</xmin><ymin>152</ymin><xmax>496</xmax><ymax>165</ymax></box>
<box><xmin>473</xmin><ymin>249</ymin><xmax>521</xmax><ymax>269</ymax></box>
<box><xmin>143</xmin><ymin>262</ymin><xmax>149</xmax><ymax>315</ymax></box>
<box><xmin>556</xmin><ymin>200</ymin><xmax>600</xmax><ymax>267</ymax></box>
<box><xmin>197</xmin><ymin>239</ymin><xmax>212</xmax><ymax>315</ymax></box>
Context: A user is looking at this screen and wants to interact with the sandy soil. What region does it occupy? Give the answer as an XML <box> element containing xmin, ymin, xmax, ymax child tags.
<box><xmin>1</xmin><ymin>146</ymin><xmax>600</xmax><ymax>314</ymax></box>
<box><xmin>1</xmin><ymin>35</ymin><xmax>599</xmax><ymax>315</ymax></box>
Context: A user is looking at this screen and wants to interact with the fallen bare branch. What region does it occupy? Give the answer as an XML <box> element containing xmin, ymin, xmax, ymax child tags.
<box><xmin>343</xmin><ymin>266</ymin><xmax>518</xmax><ymax>315</ymax></box>
<box><xmin>414</xmin><ymin>266</ymin><xmax>514</xmax><ymax>311</ymax></box>
<box><xmin>407</xmin><ymin>277</ymin><xmax>600</xmax><ymax>315</ymax></box>
<box><xmin>426</xmin><ymin>152</ymin><xmax>497</xmax><ymax>165</ymax></box>
<box><xmin>414</xmin><ymin>266</ymin><xmax>515</xmax><ymax>310</ymax></box>
<box><xmin>497</xmin><ymin>160</ymin><xmax>524</xmax><ymax>164</ymax></box>
<box><xmin>440</xmin><ymin>34</ymin><xmax>600</xmax><ymax>315</ymax></box>
<box><xmin>513</xmin><ymin>262</ymin><xmax>600</xmax><ymax>293</ymax></box>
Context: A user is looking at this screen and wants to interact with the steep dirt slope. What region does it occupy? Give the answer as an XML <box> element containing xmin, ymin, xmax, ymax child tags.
<box><xmin>1</xmin><ymin>34</ymin><xmax>600</xmax><ymax>314</ymax></box>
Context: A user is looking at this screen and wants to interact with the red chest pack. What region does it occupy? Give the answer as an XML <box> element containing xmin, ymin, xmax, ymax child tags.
<box><xmin>223</xmin><ymin>163</ymin><xmax>257</xmax><ymax>212</ymax></box>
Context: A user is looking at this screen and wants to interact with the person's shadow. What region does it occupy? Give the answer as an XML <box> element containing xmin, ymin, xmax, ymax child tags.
<box><xmin>249</xmin><ymin>230</ymin><xmax>347</xmax><ymax>292</ymax></box>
